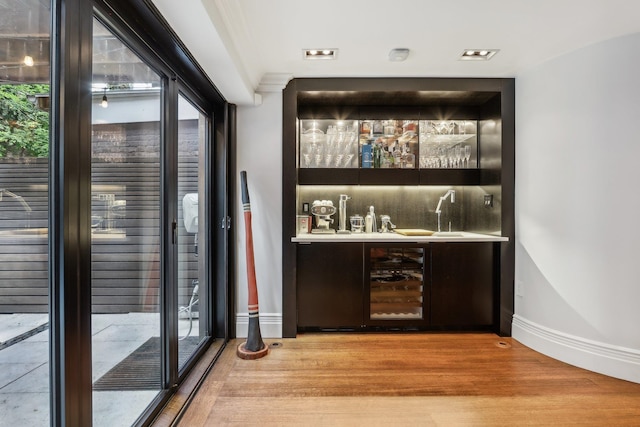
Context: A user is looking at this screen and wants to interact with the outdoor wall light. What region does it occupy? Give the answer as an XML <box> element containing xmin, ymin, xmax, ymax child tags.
<box><xmin>101</xmin><ymin>89</ymin><xmax>108</xmax><ymax>108</ymax></box>
<box><xmin>23</xmin><ymin>55</ymin><xmax>34</xmax><ymax>67</ymax></box>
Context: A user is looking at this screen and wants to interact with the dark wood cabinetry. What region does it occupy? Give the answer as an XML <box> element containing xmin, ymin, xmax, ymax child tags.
<box><xmin>282</xmin><ymin>78</ymin><xmax>515</xmax><ymax>337</ymax></box>
<box><xmin>296</xmin><ymin>242</ymin><xmax>498</xmax><ymax>331</ymax></box>
<box><xmin>298</xmin><ymin>168</ymin><xmax>491</xmax><ymax>186</ymax></box>
<box><xmin>297</xmin><ymin>243</ymin><xmax>364</xmax><ymax>329</ymax></box>
<box><xmin>430</xmin><ymin>242</ymin><xmax>496</xmax><ymax>329</ymax></box>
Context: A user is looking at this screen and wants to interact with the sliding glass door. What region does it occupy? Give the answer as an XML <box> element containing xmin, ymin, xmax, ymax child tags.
<box><xmin>89</xmin><ymin>14</ymin><xmax>218</xmax><ymax>425</ymax></box>
<box><xmin>90</xmin><ymin>17</ymin><xmax>163</xmax><ymax>426</ymax></box>
<box><xmin>1</xmin><ymin>0</ymin><xmax>229</xmax><ymax>423</ymax></box>
<box><xmin>177</xmin><ymin>94</ymin><xmax>208</xmax><ymax>369</ymax></box>
<box><xmin>0</xmin><ymin>0</ymin><xmax>51</xmax><ymax>425</ymax></box>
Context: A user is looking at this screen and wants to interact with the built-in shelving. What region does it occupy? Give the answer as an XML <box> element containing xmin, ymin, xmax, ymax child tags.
<box><xmin>282</xmin><ymin>77</ymin><xmax>515</xmax><ymax>338</ymax></box>
<box><xmin>297</xmin><ymin>168</ymin><xmax>494</xmax><ymax>186</ymax></box>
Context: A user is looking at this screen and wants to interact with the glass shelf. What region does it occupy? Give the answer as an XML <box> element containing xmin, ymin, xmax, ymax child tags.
<box><xmin>299</xmin><ymin>120</ymin><xmax>359</xmax><ymax>169</ymax></box>
<box><xmin>421</xmin><ymin>134</ymin><xmax>475</xmax><ymax>144</ymax></box>
<box><xmin>299</xmin><ymin>119</ymin><xmax>478</xmax><ymax>170</ymax></box>
<box><xmin>418</xmin><ymin>120</ymin><xmax>477</xmax><ymax>169</ymax></box>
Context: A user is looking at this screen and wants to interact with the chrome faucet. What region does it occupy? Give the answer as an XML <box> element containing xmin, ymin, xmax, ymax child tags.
<box><xmin>435</xmin><ymin>189</ymin><xmax>455</xmax><ymax>232</ymax></box>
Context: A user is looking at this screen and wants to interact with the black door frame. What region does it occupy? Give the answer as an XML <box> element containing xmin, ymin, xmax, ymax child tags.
<box><xmin>49</xmin><ymin>0</ymin><xmax>232</xmax><ymax>425</ymax></box>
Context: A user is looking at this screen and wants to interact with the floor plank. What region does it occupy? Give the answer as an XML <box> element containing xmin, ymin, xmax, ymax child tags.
<box><xmin>171</xmin><ymin>333</ymin><xmax>640</xmax><ymax>426</ymax></box>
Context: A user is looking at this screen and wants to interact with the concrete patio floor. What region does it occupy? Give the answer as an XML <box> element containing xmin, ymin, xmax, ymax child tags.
<box><xmin>0</xmin><ymin>312</ymin><xmax>202</xmax><ymax>426</ymax></box>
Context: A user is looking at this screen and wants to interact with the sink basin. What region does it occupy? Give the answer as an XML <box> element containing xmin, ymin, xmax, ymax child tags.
<box><xmin>432</xmin><ymin>231</ymin><xmax>465</xmax><ymax>237</ymax></box>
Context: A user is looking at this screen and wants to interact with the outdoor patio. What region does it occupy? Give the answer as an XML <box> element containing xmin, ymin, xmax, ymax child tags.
<box><xmin>0</xmin><ymin>312</ymin><xmax>201</xmax><ymax>426</ymax></box>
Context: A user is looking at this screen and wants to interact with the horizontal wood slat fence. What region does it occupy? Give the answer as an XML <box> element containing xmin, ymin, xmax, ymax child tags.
<box><xmin>0</xmin><ymin>156</ymin><xmax>199</xmax><ymax>314</ymax></box>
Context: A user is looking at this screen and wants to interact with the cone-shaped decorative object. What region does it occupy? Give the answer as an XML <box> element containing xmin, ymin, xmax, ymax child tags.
<box><xmin>237</xmin><ymin>171</ymin><xmax>268</xmax><ymax>359</ymax></box>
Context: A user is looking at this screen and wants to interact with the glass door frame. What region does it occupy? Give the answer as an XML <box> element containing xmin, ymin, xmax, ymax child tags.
<box><xmin>172</xmin><ymin>86</ymin><xmax>216</xmax><ymax>378</ymax></box>
<box><xmin>50</xmin><ymin>0</ymin><xmax>231</xmax><ymax>425</ymax></box>
<box><xmin>49</xmin><ymin>0</ymin><xmax>95</xmax><ymax>424</ymax></box>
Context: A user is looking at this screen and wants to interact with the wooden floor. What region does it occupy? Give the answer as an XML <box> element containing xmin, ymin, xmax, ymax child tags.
<box><xmin>174</xmin><ymin>333</ymin><xmax>640</xmax><ymax>426</ymax></box>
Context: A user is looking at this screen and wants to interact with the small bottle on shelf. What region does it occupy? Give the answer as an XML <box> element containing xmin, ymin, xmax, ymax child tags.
<box><xmin>372</xmin><ymin>142</ymin><xmax>382</xmax><ymax>168</ymax></box>
<box><xmin>361</xmin><ymin>141</ymin><xmax>373</xmax><ymax>168</ymax></box>
<box><xmin>365</xmin><ymin>212</ymin><xmax>373</xmax><ymax>233</ymax></box>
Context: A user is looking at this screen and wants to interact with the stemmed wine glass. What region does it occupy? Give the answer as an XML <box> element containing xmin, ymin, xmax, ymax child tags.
<box><xmin>458</xmin><ymin>120</ymin><xmax>466</xmax><ymax>135</ymax></box>
<box><xmin>464</xmin><ymin>145</ymin><xmax>471</xmax><ymax>168</ymax></box>
<box><xmin>438</xmin><ymin>147</ymin><xmax>448</xmax><ymax>168</ymax></box>
<box><xmin>454</xmin><ymin>146</ymin><xmax>462</xmax><ymax>168</ymax></box>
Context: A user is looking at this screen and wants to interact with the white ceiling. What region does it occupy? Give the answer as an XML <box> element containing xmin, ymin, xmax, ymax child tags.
<box><xmin>152</xmin><ymin>0</ymin><xmax>640</xmax><ymax>105</ymax></box>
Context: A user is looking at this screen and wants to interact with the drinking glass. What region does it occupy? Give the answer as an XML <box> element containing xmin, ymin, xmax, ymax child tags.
<box><xmin>324</xmin><ymin>153</ymin><xmax>333</xmax><ymax>168</ymax></box>
<box><xmin>458</xmin><ymin>120</ymin><xmax>466</xmax><ymax>135</ymax></box>
<box><xmin>455</xmin><ymin>146</ymin><xmax>462</xmax><ymax>168</ymax></box>
<box><xmin>448</xmin><ymin>147</ymin><xmax>456</xmax><ymax>168</ymax></box>
<box><xmin>420</xmin><ymin>155</ymin><xmax>427</xmax><ymax>169</ymax></box>
<box><xmin>464</xmin><ymin>145</ymin><xmax>471</xmax><ymax>168</ymax></box>
<box><xmin>438</xmin><ymin>147</ymin><xmax>448</xmax><ymax>168</ymax></box>
<box><xmin>343</xmin><ymin>153</ymin><xmax>355</xmax><ymax>168</ymax></box>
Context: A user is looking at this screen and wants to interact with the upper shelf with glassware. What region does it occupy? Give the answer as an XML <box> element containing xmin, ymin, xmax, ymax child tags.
<box><xmin>299</xmin><ymin>119</ymin><xmax>477</xmax><ymax>170</ymax></box>
<box><xmin>298</xmin><ymin>118</ymin><xmax>488</xmax><ymax>185</ymax></box>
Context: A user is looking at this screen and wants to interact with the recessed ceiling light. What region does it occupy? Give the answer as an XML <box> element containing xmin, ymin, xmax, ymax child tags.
<box><xmin>303</xmin><ymin>49</ymin><xmax>338</xmax><ymax>60</ymax></box>
<box><xmin>460</xmin><ymin>49</ymin><xmax>499</xmax><ymax>61</ymax></box>
<box><xmin>388</xmin><ymin>48</ymin><xmax>410</xmax><ymax>62</ymax></box>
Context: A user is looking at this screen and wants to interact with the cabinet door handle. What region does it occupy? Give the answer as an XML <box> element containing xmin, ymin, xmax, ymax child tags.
<box><xmin>171</xmin><ymin>219</ymin><xmax>177</xmax><ymax>244</ymax></box>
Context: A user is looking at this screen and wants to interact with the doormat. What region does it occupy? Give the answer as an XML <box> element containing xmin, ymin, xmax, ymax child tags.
<box><xmin>93</xmin><ymin>336</ymin><xmax>200</xmax><ymax>391</ymax></box>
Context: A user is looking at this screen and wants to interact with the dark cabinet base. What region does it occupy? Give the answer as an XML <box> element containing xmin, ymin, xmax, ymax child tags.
<box><xmin>430</xmin><ymin>242</ymin><xmax>495</xmax><ymax>328</ymax></box>
<box><xmin>296</xmin><ymin>242</ymin><xmax>498</xmax><ymax>333</ymax></box>
<box><xmin>296</xmin><ymin>243</ymin><xmax>364</xmax><ymax>328</ymax></box>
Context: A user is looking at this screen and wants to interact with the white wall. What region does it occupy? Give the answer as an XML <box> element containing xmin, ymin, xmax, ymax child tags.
<box><xmin>235</xmin><ymin>91</ymin><xmax>283</xmax><ymax>338</ymax></box>
<box><xmin>514</xmin><ymin>32</ymin><xmax>640</xmax><ymax>382</ymax></box>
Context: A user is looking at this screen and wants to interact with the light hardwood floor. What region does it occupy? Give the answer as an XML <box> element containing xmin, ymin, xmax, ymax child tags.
<box><xmin>170</xmin><ymin>333</ymin><xmax>640</xmax><ymax>426</ymax></box>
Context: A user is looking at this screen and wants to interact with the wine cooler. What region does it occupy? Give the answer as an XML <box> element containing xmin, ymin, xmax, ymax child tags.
<box><xmin>368</xmin><ymin>246</ymin><xmax>426</xmax><ymax>322</ymax></box>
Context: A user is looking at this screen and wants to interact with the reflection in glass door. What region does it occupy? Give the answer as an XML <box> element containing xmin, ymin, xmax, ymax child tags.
<box><xmin>177</xmin><ymin>94</ymin><xmax>207</xmax><ymax>369</ymax></box>
<box><xmin>90</xmin><ymin>18</ymin><xmax>162</xmax><ymax>426</ymax></box>
<box><xmin>0</xmin><ymin>0</ymin><xmax>51</xmax><ymax>424</ymax></box>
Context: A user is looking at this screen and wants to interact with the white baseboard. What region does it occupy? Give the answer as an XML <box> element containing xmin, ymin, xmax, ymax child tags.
<box><xmin>235</xmin><ymin>312</ymin><xmax>282</xmax><ymax>339</ymax></box>
<box><xmin>512</xmin><ymin>314</ymin><xmax>640</xmax><ymax>384</ymax></box>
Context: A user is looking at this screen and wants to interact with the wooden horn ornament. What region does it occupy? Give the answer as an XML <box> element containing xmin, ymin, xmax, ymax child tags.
<box><xmin>237</xmin><ymin>171</ymin><xmax>268</xmax><ymax>359</ymax></box>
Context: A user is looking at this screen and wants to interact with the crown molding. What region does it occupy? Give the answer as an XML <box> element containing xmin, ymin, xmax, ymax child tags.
<box><xmin>257</xmin><ymin>73</ymin><xmax>293</xmax><ymax>93</ymax></box>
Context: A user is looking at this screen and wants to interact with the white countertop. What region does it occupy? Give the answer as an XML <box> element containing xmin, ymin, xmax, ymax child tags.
<box><xmin>292</xmin><ymin>231</ymin><xmax>508</xmax><ymax>243</ymax></box>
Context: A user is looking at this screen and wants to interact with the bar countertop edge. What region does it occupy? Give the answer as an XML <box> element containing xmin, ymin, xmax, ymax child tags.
<box><xmin>291</xmin><ymin>231</ymin><xmax>508</xmax><ymax>243</ymax></box>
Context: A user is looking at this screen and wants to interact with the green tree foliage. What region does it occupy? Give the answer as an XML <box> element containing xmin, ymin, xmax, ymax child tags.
<box><xmin>0</xmin><ymin>84</ymin><xmax>50</xmax><ymax>158</ymax></box>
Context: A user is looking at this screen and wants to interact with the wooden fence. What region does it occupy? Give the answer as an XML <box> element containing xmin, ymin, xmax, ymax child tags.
<box><xmin>0</xmin><ymin>157</ymin><xmax>199</xmax><ymax>314</ymax></box>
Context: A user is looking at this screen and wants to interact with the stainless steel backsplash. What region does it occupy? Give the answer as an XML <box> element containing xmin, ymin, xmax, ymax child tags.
<box><xmin>297</xmin><ymin>185</ymin><xmax>502</xmax><ymax>234</ymax></box>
